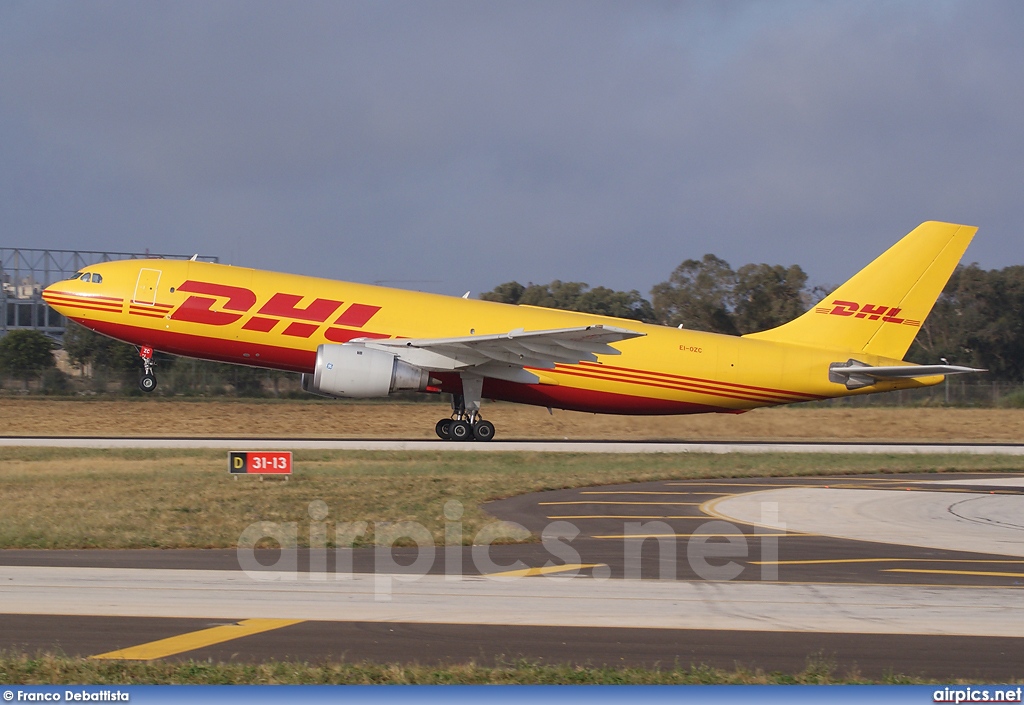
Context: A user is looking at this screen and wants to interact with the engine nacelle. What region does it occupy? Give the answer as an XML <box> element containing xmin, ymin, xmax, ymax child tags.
<box><xmin>302</xmin><ymin>344</ymin><xmax>431</xmax><ymax>398</ymax></box>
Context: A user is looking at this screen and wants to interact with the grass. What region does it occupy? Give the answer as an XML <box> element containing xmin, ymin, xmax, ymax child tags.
<box><xmin>3</xmin><ymin>398</ymin><xmax>1024</xmax><ymax>441</ymax></box>
<box><xmin>999</xmin><ymin>389</ymin><xmax>1024</xmax><ymax>408</ymax></box>
<box><xmin>0</xmin><ymin>651</ymin><xmax>1003</xmax><ymax>685</ymax></box>
<box><xmin>0</xmin><ymin>448</ymin><xmax>1021</xmax><ymax>549</ymax></box>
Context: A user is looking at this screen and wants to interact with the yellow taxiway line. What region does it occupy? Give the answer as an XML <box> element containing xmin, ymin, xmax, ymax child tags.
<box><xmin>546</xmin><ymin>515</ymin><xmax>708</xmax><ymax>520</ymax></box>
<box><xmin>664</xmin><ymin>482</ymin><xmax>819</xmax><ymax>488</ymax></box>
<box><xmin>753</xmin><ymin>558</ymin><xmax>1024</xmax><ymax>566</ymax></box>
<box><xmin>538</xmin><ymin>501</ymin><xmax>702</xmax><ymax>506</ymax></box>
<box><xmin>486</xmin><ymin>563</ymin><xmax>606</xmax><ymax>578</ymax></box>
<box><xmin>884</xmin><ymin>569</ymin><xmax>1024</xmax><ymax>579</ymax></box>
<box><xmin>91</xmin><ymin>618</ymin><xmax>303</xmax><ymax>661</ymax></box>
<box><xmin>590</xmin><ymin>532</ymin><xmax>801</xmax><ymax>539</ymax></box>
<box><xmin>578</xmin><ymin>491</ymin><xmax>723</xmax><ymax>496</ymax></box>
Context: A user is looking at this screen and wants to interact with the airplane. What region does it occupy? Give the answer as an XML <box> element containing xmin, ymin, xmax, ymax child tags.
<box><xmin>42</xmin><ymin>221</ymin><xmax>983</xmax><ymax>441</ymax></box>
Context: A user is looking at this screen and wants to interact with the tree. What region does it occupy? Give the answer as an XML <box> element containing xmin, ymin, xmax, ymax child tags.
<box><xmin>650</xmin><ymin>254</ymin><xmax>738</xmax><ymax>334</ymax></box>
<box><xmin>0</xmin><ymin>330</ymin><xmax>57</xmax><ymax>388</ymax></box>
<box><xmin>731</xmin><ymin>263</ymin><xmax>809</xmax><ymax>334</ymax></box>
<box><xmin>576</xmin><ymin>286</ymin><xmax>657</xmax><ymax>323</ymax></box>
<box><xmin>480</xmin><ymin>280</ymin><xmax>657</xmax><ymax>323</ymax></box>
<box><xmin>650</xmin><ymin>255</ymin><xmax>815</xmax><ymax>334</ymax></box>
<box><xmin>62</xmin><ymin>320</ymin><xmax>141</xmax><ymax>376</ymax></box>
<box><xmin>519</xmin><ymin>280</ymin><xmax>589</xmax><ymax>310</ymax></box>
<box><xmin>480</xmin><ymin>281</ymin><xmax>526</xmax><ymax>305</ymax></box>
<box><xmin>911</xmin><ymin>264</ymin><xmax>1024</xmax><ymax>380</ymax></box>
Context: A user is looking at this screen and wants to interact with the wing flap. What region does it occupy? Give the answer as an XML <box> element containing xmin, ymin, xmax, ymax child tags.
<box><xmin>357</xmin><ymin>325</ymin><xmax>643</xmax><ymax>376</ymax></box>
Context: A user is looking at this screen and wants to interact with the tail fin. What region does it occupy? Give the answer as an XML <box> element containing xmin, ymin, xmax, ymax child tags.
<box><xmin>745</xmin><ymin>221</ymin><xmax>976</xmax><ymax>359</ymax></box>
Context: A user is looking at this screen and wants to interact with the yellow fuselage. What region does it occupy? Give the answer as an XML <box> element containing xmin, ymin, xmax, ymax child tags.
<box><xmin>43</xmin><ymin>259</ymin><xmax>935</xmax><ymax>414</ymax></box>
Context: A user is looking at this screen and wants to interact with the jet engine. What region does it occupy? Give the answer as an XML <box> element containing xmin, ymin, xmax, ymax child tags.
<box><xmin>301</xmin><ymin>344</ymin><xmax>432</xmax><ymax>398</ymax></box>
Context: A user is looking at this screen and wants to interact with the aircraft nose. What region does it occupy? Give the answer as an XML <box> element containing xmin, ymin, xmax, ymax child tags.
<box><xmin>41</xmin><ymin>282</ymin><xmax>62</xmax><ymax>308</ymax></box>
<box><xmin>41</xmin><ymin>278</ymin><xmax>79</xmax><ymax>311</ymax></box>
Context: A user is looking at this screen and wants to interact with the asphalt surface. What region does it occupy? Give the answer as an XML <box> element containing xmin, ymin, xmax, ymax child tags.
<box><xmin>3</xmin><ymin>470</ymin><xmax>1024</xmax><ymax>679</ymax></box>
<box><xmin>5</xmin><ymin>614</ymin><xmax>1023</xmax><ymax>680</ymax></box>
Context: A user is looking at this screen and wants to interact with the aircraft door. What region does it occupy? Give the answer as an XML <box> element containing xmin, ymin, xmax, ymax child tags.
<box><xmin>132</xmin><ymin>268</ymin><xmax>162</xmax><ymax>306</ymax></box>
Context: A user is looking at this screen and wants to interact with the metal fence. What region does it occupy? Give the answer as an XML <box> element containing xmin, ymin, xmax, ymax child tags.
<box><xmin>1</xmin><ymin>247</ymin><xmax>218</xmax><ymax>340</ymax></box>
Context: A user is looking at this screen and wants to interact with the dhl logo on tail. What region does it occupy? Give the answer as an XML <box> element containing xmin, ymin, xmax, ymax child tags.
<box><xmin>815</xmin><ymin>300</ymin><xmax>920</xmax><ymax>327</ymax></box>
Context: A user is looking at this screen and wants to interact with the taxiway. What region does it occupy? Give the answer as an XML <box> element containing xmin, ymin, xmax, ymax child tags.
<box><xmin>3</xmin><ymin>470</ymin><xmax>1023</xmax><ymax>679</ymax></box>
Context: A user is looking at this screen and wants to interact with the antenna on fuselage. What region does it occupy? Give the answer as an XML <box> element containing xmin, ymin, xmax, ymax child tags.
<box><xmin>189</xmin><ymin>254</ymin><xmax>198</xmax><ymax>261</ymax></box>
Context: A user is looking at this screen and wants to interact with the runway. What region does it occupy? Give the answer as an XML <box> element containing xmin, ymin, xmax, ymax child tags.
<box><xmin>1</xmin><ymin>436</ymin><xmax>1023</xmax><ymax>454</ymax></box>
<box><xmin>3</xmin><ymin>564</ymin><xmax>1022</xmax><ymax>636</ymax></box>
<box><xmin>3</xmin><ymin>471</ymin><xmax>1024</xmax><ymax>678</ymax></box>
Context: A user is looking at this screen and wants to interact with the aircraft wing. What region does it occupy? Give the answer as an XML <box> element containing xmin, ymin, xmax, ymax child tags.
<box><xmin>356</xmin><ymin>325</ymin><xmax>645</xmax><ymax>384</ymax></box>
<box><xmin>829</xmin><ymin>360</ymin><xmax>985</xmax><ymax>389</ymax></box>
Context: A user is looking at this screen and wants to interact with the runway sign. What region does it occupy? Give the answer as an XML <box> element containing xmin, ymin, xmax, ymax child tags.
<box><xmin>229</xmin><ymin>451</ymin><xmax>292</xmax><ymax>475</ymax></box>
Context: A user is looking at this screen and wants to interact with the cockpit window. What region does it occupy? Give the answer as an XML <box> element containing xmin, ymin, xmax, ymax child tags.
<box><xmin>69</xmin><ymin>271</ymin><xmax>102</xmax><ymax>283</ymax></box>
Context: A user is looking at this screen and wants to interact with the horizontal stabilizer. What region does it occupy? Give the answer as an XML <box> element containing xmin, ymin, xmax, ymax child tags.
<box><xmin>829</xmin><ymin>359</ymin><xmax>985</xmax><ymax>390</ymax></box>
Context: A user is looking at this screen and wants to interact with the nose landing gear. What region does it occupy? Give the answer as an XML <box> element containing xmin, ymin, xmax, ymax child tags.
<box><xmin>138</xmin><ymin>345</ymin><xmax>157</xmax><ymax>393</ymax></box>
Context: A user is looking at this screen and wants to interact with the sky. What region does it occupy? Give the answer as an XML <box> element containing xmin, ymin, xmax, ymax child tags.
<box><xmin>2</xmin><ymin>1</ymin><xmax>1022</xmax><ymax>297</ymax></box>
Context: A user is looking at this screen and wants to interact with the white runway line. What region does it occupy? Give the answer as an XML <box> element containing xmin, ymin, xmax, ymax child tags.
<box><xmin>709</xmin><ymin>487</ymin><xmax>1024</xmax><ymax>557</ymax></box>
<box><xmin>2</xmin><ymin>565</ymin><xmax>1023</xmax><ymax>637</ymax></box>
<box><xmin>0</xmin><ymin>437</ymin><xmax>1022</xmax><ymax>454</ymax></box>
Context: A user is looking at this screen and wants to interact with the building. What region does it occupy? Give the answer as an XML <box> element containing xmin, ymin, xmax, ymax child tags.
<box><xmin>0</xmin><ymin>248</ymin><xmax>218</xmax><ymax>341</ymax></box>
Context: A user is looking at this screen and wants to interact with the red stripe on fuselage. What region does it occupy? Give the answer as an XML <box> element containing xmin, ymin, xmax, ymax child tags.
<box><xmin>550</xmin><ymin>364</ymin><xmax>818</xmax><ymax>405</ymax></box>
<box><xmin>44</xmin><ymin>298</ymin><xmax>122</xmax><ymax>314</ymax></box>
<box><xmin>578</xmin><ymin>361</ymin><xmax>822</xmax><ymax>400</ymax></box>
<box><xmin>477</xmin><ymin>377</ymin><xmax>729</xmax><ymax>415</ymax></box>
<box><xmin>44</xmin><ymin>290</ymin><xmax>123</xmax><ymax>303</ymax></box>
<box><xmin>547</xmin><ymin>365</ymin><xmax>786</xmax><ymax>405</ymax></box>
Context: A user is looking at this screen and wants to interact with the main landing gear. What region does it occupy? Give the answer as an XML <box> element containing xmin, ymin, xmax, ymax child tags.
<box><xmin>138</xmin><ymin>345</ymin><xmax>157</xmax><ymax>393</ymax></box>
<box><xmin>435</xmin><ymin>373</ymin><xmax>495</xmax><ymax>442</ymax></box>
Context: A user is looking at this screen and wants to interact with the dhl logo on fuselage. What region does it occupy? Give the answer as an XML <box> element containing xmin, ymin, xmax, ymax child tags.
<box><xmin>167</xmin><ymin>281</ymin><xmax>385</xmax><ymax>342</ymax></box>
<box><xmin>814</xmin><ymin>299</ymin><xmax>921</xmax><ymax>327</ymax></box>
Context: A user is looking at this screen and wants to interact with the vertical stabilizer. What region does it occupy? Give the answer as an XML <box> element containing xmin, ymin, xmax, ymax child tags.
<box><xmin>744</xmin><ymin>221</ymin><xmax>976</xmax><ymax>359</ymax></box>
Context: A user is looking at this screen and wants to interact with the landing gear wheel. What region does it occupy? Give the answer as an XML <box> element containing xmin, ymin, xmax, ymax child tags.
<box><xmin>435</xmin><ymin>419</ymin><xmax>452</xmax><ymax>440</ymax></box>
<box><xmin>472</xmin><ymin>420</ymin><xmax>495</xmax><ymax>442</ymax></box>
<box><xmin>449</xmin><ymin>420</ymin><xmax>472</xmax><ymax>441</ymax></box>
<box><xmin>139</xmin><ymin>371</ymin><xmax>157</xmax><ymax>393</ymax></box>
<box><xmin>138</xmin><ymin>345</ymin><xmax>157</xmax><ymax>393</ymax></box>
